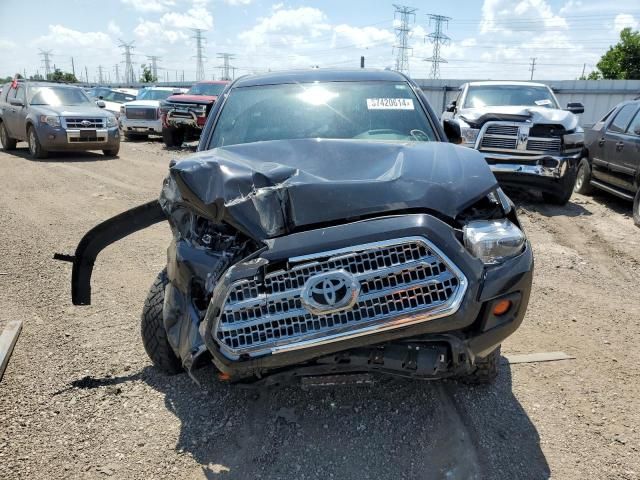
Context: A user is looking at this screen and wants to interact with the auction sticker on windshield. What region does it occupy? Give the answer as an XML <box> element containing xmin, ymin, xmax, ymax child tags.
<box><xmin>367</xmin><ymin>98</ymin><xmax>414</xmax><ymax>110</ymax></box>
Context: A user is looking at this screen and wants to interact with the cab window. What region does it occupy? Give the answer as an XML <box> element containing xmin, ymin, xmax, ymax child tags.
<box><xmin>626</xmin><ymin>108</ymin><xmax>640</xmax><ymax>136</ymax></box>
<box><xmin>609</xmin><ymin>104</ymin><xmax>638</xmax><ymax>133</ymax></box>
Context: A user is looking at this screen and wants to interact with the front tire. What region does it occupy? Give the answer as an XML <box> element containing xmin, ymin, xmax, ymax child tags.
<box><xmin>574</xmin><ymin>158</ymin><xmax>594</xmax><ymax>195</ymax></box>
<box><xmin>0</xmin><ymin>121</ymin><xmax>17</xmax><ymax>150</ymax></box>
<box><xmin>141</xmin><ymin>269</ymin><xmax>182</xmax><ymax>374</ymax></box>
<box><xmin>27</xmin><ymin>126</ymin><xmax>48</xmax><ymax>159</ymax></box>
<box><xmin>103</xmin><ymin>145</ymin><xmax>120</xmax><ymax>157</ymax></box>
<box><xmin>162</xmin><ymin>127</ymin><xmax>184</xmax><ymax>148</ymax></box>
<box><xmin>633</xmin><ymin>189</ymin><xmax>640</xmax><ymax>228</ymax></box>
<box><xmin>542</xmin><ymin>167</ymin><xmax>577</xmax><ymax>205</ymax></box>
<box><xmin>463</xmin><ymin>346</ymin><xmax>501</xmax><ymax>384</ymax></box>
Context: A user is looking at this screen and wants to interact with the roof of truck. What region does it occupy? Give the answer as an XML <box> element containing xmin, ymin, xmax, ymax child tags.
<box><xmin>466</xmin><ymin>80</ymin><xmax>549</xmax><ymax>88</ymax></box>
<box><xmin>233</xmin><ymin>69</ymin><xmax>408</xmax><ymax>88</ymax></box>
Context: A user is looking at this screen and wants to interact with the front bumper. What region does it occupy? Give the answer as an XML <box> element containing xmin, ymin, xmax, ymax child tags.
<box><xmin>38</xmin><ymin>124</ymin><xmax>120</xmax><ymax>151</ymax></box>
<box><xmin>164</xmin><ymin>214</ymin><xmax>533</xmax><ymax>381</ymax></box>
<box><xmin>164</xmin><ymin>110</ymin><xmax>207</xmax><ymax>129</ymax></box>
<box><xmin>482</xmin><ymin>150</ymin><xmax>581</xmax><ymax>194</ymax></box>
<box><xmin>121</xmin><ymin>118</ymin><xmax>162</xmax><ymax>134</ymax></box>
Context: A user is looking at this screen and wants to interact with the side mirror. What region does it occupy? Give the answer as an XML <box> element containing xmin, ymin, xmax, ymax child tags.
<box><xmin>566</xmin><ymin>102</ymin><xmax>584</xmax><ymax>114</ymax></box>
<box><xmin>443</xmin><ymin>119</ymin><xmax>462</xmax><ymax>144</ymax></box>
<box><xmin>98</xmin><ymin>95</ymin><xmax>104</xmax><ymax>100</ymax></box>
<box><xmin>446</xmin><ymin>100</ymin><xmax>457</xmax><ymax>113</ymax></box>
<box><xmin>96</xmin><ymin>100</ymin><xmax>106</xmax><ymax>108</ymax></box>
<box><xmin>9</xmin><ymin>98</ymin><xmax>24</xmax><ymax>107</ymax></box>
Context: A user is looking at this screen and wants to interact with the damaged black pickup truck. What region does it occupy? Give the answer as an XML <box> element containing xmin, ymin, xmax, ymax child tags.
<box><xmin>67</xmin><ymin>69</ymin><xmax>533</xmax><ymax>386</ymax></box>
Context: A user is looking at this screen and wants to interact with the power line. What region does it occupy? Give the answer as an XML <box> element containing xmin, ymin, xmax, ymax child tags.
<box><xmin>424</xmin><ymin>13</ymin><xmax>451</xmax><ymax>79</ymax></box>
<box><xmin>118</xmin><ymin>39</ymin><xmax>135</xmax><ymax>84</ymax></box>
<box><xmin>192</xmin><ymin>29</ymin><xmax>206</xmax><ymax>81</ymax></box>
<box><xmin>216</xmin><ymin>52</ymin><xmax>236</xmax><ymax>81</ymax></box>
<box><xmin>392</xmin><ymin>4</ymin><xmax>417</xmax><ymax>74</ymax></box>
<box><xmin>39</xmin><ymin>49</ymin><xmax>53</xmax><ymax>77</ymax></box>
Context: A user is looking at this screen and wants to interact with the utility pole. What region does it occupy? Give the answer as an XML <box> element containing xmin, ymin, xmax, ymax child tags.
<box><xmin>216</xmin><ymin>52</ymin><xmax>236</xmax><ymax>81</ymax></box>
<box><xmin>361</xmin><ymin>56</ymin><xmax>365</xmax><ymax>68</ymax></box>
<box><xmin>97</xmin><ymin>65</ymin><xmax>104</xmax><ymax>84</ymax></box>
<box><xmin>424</xmin><ymin>14</ymin><xmax>451</xmax><ymax>79</ymax></box>
<box><xmin>192</xmin><ymin>29</ymin><xmax>206</xmax><ymax>81</ymax></box>
<box><xmin>39</xmin><ymin>49</ymin><xmax>53</xmax><ymax>78</ymax></box>
<box><xmin>71</xmin><ymin>57</ymin><xmax>76</xmax><ymax>78</ymax></box>
<box><xmin>581</xmin><ymin>63</ymin><xmax>586</xmax><ymax>79</ymax></box>
<box><xmin>529</xmin><ymin>57</ymin><xmax>537</xmax><ymax>80</ymax></box>
<box><xmin>85</xmin><ymin>66</ymin><xmax>89</xmax><ymax>84</ymax></box>
<box><xmin>392</xmin><ymin>4</ymin><xmax>417</xmax><ymax>75</ymax></box>
<box><xmin>118</xmin><ymin>39</ymin><xmax>136</xmax><ymax>84</ymax></box>
<box><xmin>147</xmin><ymin>55</ymin><xmax>160</xmax><ymax>81</ymax></box>
<box><xmin>114</xmin><ymin>64</ymin><xmax>120</xmax><ymax>83</ymax></box>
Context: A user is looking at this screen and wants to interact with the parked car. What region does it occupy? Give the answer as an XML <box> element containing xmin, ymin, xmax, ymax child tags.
<box><xmin>85</xmin><ymin>86</ymin><xmax>113</xmax><ymax>100</ymax></box>
<box><xmin>442</xmin><ymin>81</ymin><xmax>585</xmax><ymax>205</ymax></box>
<box><xmin>67</xmin><ymin>69</ymin><xmax>533</xmax><ymax>386</ymax></box>
<box><xmin>120</xmin><ymin>87</ymin><xmax>187</xmax><ymax>140</ymax></box>
<box><xmin>0</xmin><ymin>80</ymin><xmax>120</xmax><ymax>158</ymax></box>
<box><xmin>96</xmin><ymin>88</ymin><xmax>138</xmax><ymax>119</ymax></box>
<box><xmin>160</xmin><ymin>80</ymin><xmax>229</xmax><ymax>147</ymax></box>
<box><xmin>576</xmin><ymin>99</ymin><xmax>640</xmax><ymax>226</ymax></box>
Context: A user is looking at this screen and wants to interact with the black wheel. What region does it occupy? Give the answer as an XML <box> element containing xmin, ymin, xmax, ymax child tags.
<box><xmin>102</xmin><ymin>145</ymin><xmax>120</xmax><ymax>157</ymax></box>
<box><xmin>0</xmin><ymin>121</ymin><xmax>17</xmax><ymax>150</ymax></box>
<box><xmin>633</xmin><ymin>188</ymin><xmax>640</xmax><ymax>228</ymax></box>
<box><xmin>463</xmin><ymin>345</ymin><xmax>501</xmax><ymax>385</ymax></box>
<box><xmin>27</xmin><ymin>126</ymin><xmax>48</xmax><ymax>159</ymax></box>
<box><xmin>574</xmin><ymin>158</ymin><xmax>594</xmax><ymax>195</ymax></box>
<box><xmin>141</xmin><ymin>269</ymin><xmax>182</xmax><ymax>374</ymax></box>
<box><xmin>162</xmin><ymin>127</ymin><xmax>184</xmax><ymax>148</ymax></box>
<box><xmin>542</xmin><ymin>167</ymin><xmax>577</xmax><ymax>205</ymax></box>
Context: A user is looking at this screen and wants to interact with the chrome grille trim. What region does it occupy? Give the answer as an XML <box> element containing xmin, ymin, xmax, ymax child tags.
<box><xmin>212</xmin><ymin>237</ymin><xmax>467</xmax><ymax>358</ymax></box>
<box><xmin>476</xmin><ymin>121</ymin><xmax>562</xmax><ymax>155</ymax></box>
<box><xmin>125</xmin><ymin>107</ymin><xmax>158</xmax><ymax>120</ymax></box>
<box><xmin>64</xmin><ymin>117</ymin><xmax>105</xmax><ymax>129</ymax></box>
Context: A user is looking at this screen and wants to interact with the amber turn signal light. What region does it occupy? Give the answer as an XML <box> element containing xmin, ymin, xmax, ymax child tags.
<box><xmin>218</xmin><ymin>372</ymin><xmax>231</xmax><ymax>381</ymax></box>
<box><xmin>492</xmin><ymin>299</ymin><xmax>512</xmax><ymax>316</ymax></box>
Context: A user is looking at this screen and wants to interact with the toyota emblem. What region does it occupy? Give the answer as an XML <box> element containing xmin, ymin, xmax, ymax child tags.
<box><xmin>301</xmin><ymin>270</ymin><xmax>360</xmax><ymax>315</ymax></box>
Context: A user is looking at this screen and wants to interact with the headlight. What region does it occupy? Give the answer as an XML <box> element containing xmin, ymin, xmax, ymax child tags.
<box><xmin>39</xmin><ymin>115</ymin><xmax>60</xmax><ymax>128</ymax></box>
<box><xmin>460</xmin><ymin>126</ymin><xmax>480</xmax><ymax>145</ymax></box>
<box><xmin>106</xmin><ymin>116</ymin><xmax>117</xmax><ymax>127</ymax></box>
<box><xmin>463</xmin><ymin>219</ymin><xmax>525</xmax><ymax>264</ymax></box>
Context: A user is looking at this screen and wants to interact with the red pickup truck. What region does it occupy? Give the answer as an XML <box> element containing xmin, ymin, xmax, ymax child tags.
<box><xmin>160</xmin><ymin>80</ymin><xmax>229</xmax><ymax>147</ymax></box>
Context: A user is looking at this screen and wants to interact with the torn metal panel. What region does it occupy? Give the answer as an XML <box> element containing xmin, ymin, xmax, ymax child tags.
<box><xmin>161</xmin><ymin>139</ymin><xmax>497</xmax><ymax>240</ymax></box>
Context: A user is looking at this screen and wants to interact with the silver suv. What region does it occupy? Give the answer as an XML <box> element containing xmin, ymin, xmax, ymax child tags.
<box><xmin>0</xmin><ymin>80</ymin><xmax>120</xmax><ymax>159</ymax></box>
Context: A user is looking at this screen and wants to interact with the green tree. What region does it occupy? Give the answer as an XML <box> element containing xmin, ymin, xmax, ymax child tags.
<box><xmin>595</xmin><ymin>28</ymin><xmax>640</xmax><ymax>79</ymax></box>
<box><xmin>46</xmin><ymin>68</ymin><xmax>78</xmax><ymax>83</ymax></box>
<box><xmin>140</xmin><ymin>64</ymin><xmax>156</xmax><ymax>83</ymax></box>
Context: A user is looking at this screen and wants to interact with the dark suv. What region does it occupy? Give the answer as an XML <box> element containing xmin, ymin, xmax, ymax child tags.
<box><xmin>0</xmin><ymin>80</ymin><xmax>120</xmax><ymax>159</ymax></box>
<box><xmin>67</xmin><ymin>70</ymin><xmax>533</xmax><ymax>386</ymax></box>
<box><xmin>577</xmin><ymin>100</ymin><xmax>640</xmax><ymax>226</ymax></box>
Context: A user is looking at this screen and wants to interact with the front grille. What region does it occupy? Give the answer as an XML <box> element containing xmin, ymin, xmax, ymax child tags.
<box><xmin>478</xmin><ymin>121</ymin><xmax>562</xmax><ymax>154</ymax></box>
<box><xmin>213</xmin><ymin>237</ymin><xmax>466</xmax><ymax>357</ymax></box>
<box><xmin>65</xmin><ymin>118</ymin><xmax>105</xmax><ymax>129</ymax></box>
<box><xmin>526</xmin><ymin>138</ymin><xmax>561</xmax><ymax>153</ymax></box>
<box><xmin>125</xmin><ymin>107</ymin><xmax>157</xmax><ymax>120</ymax></box>
<box><xmin>485</xmin><ymin>124</ymin><xmax>519</xmax><ymax>136</ymax></box>
<box><xmin>69</xmin><ymin>136</ymin><xmax>100</xmax><ymax>142</ymax></box>
<box><xmin>481</xmin><ymin>136</ymin><xmax>518</xmax><ymax>150</ymax></box>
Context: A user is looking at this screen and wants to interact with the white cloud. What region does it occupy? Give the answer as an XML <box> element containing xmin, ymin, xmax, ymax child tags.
<box><xmin>480</xmin><ymin>0</ymin><xmax>567</xmax><ymax>35</ymax></box>
<box><xmin>107</xmin><ymin>21</ymin><xmax>122</xmax><ymax>37</ymax></box>
<box><xmin>120</xmin><ymin>0</ymin><xmax>176</xmax><ymax>13</ymax></box>
<box><xmin>224</xmin><ymin>0</ymin><xmax>252</xmax><ymax>5</ymax></box>
<box><xmin>32</xmin><ymin>25</ymin><xmax>114</xmax><ymax>49</ymax></box>
<box><xmin>332</xmin><ymin>25</ymin><xmax>394</xmax><ymax>49</ymax></box>
<box><xmin>160</xmin><ymin>1</ymin><xmax>214</xmax><ymax>30</ymax></box>
<box><xmin>0</xmin><ymin>38</ymin><xmax>16</xmax><ymax>50</ymax></box>
<box><xmin>613</xmin><ymin>13</ymin><xmax>638</xmax><ymax>33</ymax></box>
<box><xmin>134</xmin><ymin>20</ymin><xmax>188</xmax><ymax>45</ymax></box>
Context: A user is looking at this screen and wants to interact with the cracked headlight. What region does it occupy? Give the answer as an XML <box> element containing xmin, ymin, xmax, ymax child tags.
<box><xmin>39</xmin><ymin>115</ymin><xmax>61</xmax><ymax>128</ymax></box>
<box><xmin>106</xmin><ymin>116</ymin><xmax>117</xmax><ymax>127</ymax></box>
<box><xmin>463</xmin><ymin>219</ymin><xmax>525</xmax><ymax>264</ymax></box>
<box><xmin>460</xmin><ymin>126</ymin><xmax>480</xmax><ymax>145</ymax></box>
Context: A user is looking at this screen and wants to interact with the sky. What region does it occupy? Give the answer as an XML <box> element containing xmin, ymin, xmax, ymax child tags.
<box><xmin>0</xmin><ymin>0</ymin><xmax>639</xmax><ymax>82</ymax></box>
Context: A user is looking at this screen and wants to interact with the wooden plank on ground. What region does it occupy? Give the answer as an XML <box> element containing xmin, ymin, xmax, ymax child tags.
<box><xmin>503</xmin><ymin>351</ymin><xmax>574</xmax><ymax>365</ymax></box>
<box><xmin>0</xmin><ymin>320</ymin><xmax>23</xmax><ymax>382</ymax></box>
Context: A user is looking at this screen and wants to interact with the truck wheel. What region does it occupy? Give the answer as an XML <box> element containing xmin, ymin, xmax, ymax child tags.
<box><xmin>574</xmin><ymin>158</ymin><xmax>594</xmax><ymax>195</ymax></box>
<box><xmin>0</xmin><ymin>121</ymin><xmax>17</xmax><ymax>150</ymax></box>
<box><xmin>542</xmin><ymin>168</ymin><xmax>577</xmax><ymax>205</ymax></box>
<box><xmin>633</xmin><ymin>189</ymin><xmax>640</xmax><ymax>228</ymax></box>
<box><xmin>103</xmin><ymin>145</ymin><xmax>120</xmax><ymax>157</ymax></box>
<box><xmin>124</xmin><ymin>132</ymin><xmax>145</xmax><ymax>141</ymax></box>
<box><xmin>162</xmin><ymin>127</ymin><xmax>184</xmax><ymax>148</ymax></box>
<box><xmin>27</xmin><ymin>126</ymin><xmax>48</xmax><ymax>159</ymax></box>
<box><xmin>141</xmin><ymin>269</ymin><xmax>182</xmax><ymax>374</ymax></box>
<box><xmin>462</xmin><ymin>345</ymin><xmax>501</xmax><ymax>385</ymax></box>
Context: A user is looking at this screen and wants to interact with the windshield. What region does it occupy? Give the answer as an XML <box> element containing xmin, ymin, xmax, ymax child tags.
<box><xmin>137</xmin><ymin>89</ymin><xmax>172</xmax><ymax>101</ymax></box>
<box><xmin>29</xmin><ymin>87</ymin><xmax>92</xmax><ymax>106</ymax></box>
<box><xmin>464</xmin><ymin>85</ymin><xmax>559</xmax><ymax>109</ymax></box>
<box><xmin>187</xmin><ymin>83</ymin><xmax>226</xmax><ymax>96</ymax></box>
<box><xmin>101</xmin><ymin>90</ymin><xmax>137</xmax><ymax>103</ymax></box>
<box><xmin>210</xmin><ymin>81</ymin><xmax>437</xmax><ymax>148</ymax></box>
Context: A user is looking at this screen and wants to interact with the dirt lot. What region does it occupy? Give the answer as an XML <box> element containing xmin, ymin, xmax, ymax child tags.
<box><xmin>0</xmin><ymin>139</ymin><xmax>639</xmax><ymax>480</ymax></box>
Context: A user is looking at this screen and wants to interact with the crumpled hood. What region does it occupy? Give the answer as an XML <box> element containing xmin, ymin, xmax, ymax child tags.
<box><xmin>459</xmin><ymin>105</ymin><xmax>578</xmax><ymax>130</ymax></box>
<box><xmin>161</xmin><ymin>139</ymin><xmax>497</xmax><ymax>240</ymax></box>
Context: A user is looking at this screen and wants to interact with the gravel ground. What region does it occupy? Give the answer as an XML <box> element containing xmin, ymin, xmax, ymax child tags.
<box><xmin>0</xmin><ymin>139</ymin><xmax>639</xmax><ymax>479</ymax></box>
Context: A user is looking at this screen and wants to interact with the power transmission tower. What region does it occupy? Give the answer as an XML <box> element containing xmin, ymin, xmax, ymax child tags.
<box><xmin>529</xmin><ymin>57</ymin><xmax>537</xmax><ymax>80</ymax></box>
<box><xmin>39</xmin><ymin>49</ymin><xmax>53</xmax><ymax>78</ymax></box>
<box><xmin>118</xmin><ymin>39</ymin><xmax>136</xmax><ymax>83</ymax></box>
<box><xmin>192</xmin><ymin>29</ymin><xmax>207</xmax><ymax>81</ymax></box>
<box><xmin>71</xmin><ymin>57</ymin><xmax>76</xmax><ymax>78</ymax></box>
<box><xmin>114</xmin><ymin>64</ymin><xmax>120</xmax><ymax>83</ymax></box>
<box><xmin>147</xmin><ymin>55</ymin><xmax>161</xmax><ymax>81</ymax></box>
<box><xmin>97</xmin><ymin>65</ymin><xmax>104</xmax><ymax>84</ymax></box>
<box><xmin>424</xmin><ymin>14</ymin><xmax>451</xmax><ymax>79</ymax></box>
<box><xmin>392</xmin><ymin>4</ymin><xmax>417</xmax><ymax>75</ymax></box>
<box><xmin>216</xmin><ymin>52</ymin><xmax>236</xmax><ymax>80</ymax></box>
